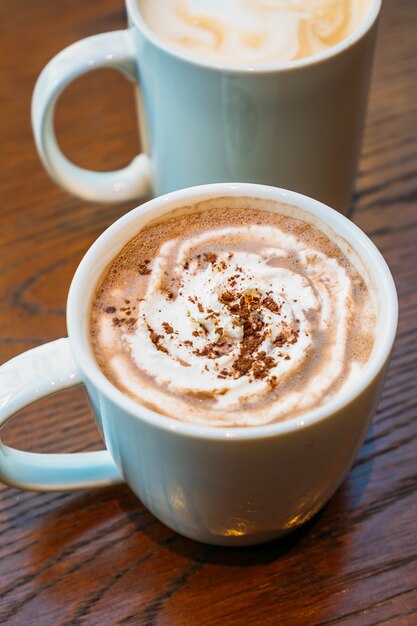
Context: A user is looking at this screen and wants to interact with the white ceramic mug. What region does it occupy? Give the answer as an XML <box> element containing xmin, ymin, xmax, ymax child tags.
<box><xmin>32</xmin><ymin>0</ymin><xmax>381</xmax><ymax>213</ymax></box>
<box><xmin>0</xmin><ymin>183</ymin><xmax>397</xmax><ymax>546</ymax></box>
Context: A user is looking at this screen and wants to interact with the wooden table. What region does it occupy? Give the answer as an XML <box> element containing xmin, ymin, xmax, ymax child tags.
<box><xmin>1</xmin><ymin>0</ymin><xmax>416</xmax><ymax>623</ymax></box>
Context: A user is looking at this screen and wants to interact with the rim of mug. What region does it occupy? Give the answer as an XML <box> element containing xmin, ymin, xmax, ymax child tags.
<box><xmin>67</xmin><ymin>182</ymin><xmax>398</xmax><ymax>441</ymax></box>
<box><xmin>125</xmin><ymin>0</ymin><xmax>382</xmax><ymax>74</ymax></box>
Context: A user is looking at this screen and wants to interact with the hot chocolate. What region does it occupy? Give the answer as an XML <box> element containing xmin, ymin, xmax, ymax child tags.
<box><xmin>90</xmin><ymin>197</ymin><xmax>376</xmax><ymax>427</ymax></box>
<box><xmin>138</xmin><ymin>0</ymin><xmax>372</xmax><ymax>65</ymax></box>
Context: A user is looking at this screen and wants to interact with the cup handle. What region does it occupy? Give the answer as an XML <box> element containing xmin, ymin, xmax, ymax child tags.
<box><xmin>32</xmin><ymin>29</ymin><xmax>153</xmax><ymax>203</ymax></box>
<box><xmin>0</xmin><ymin>338</ymin><xmax>123</xmax><ymax>491</ymax></box>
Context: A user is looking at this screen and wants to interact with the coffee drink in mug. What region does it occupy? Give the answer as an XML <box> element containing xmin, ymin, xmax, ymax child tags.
<box><xmin>32</xmin><ymin>0</ymin><xmax>381</xmax><ymax>212</ymax></box>
<box><xmin>139</xmin><ymin>0</ymin><xmax>372</xmax><ymax>64</ymax></box>
<box><xmin>0</xmin><ymin>183</ymin><xmax>397</xmax><ymax>545</ymax></box>
<box><xmin>91</xmin><ymin>196</ymin><xmax>376</xmax><ymax>427</ymax></box>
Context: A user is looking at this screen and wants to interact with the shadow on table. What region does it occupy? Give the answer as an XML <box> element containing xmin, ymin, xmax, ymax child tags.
<box><xmin>24</xmin><ymin>454</ymin><xmax>375</xmax><ymax>626</ymax></box>
<box><xmin>31</xmin><ymin>427</ymin><xmax>375</xmax><ymax>574</ymax></box>
<box><xmin>31</xmin><ymin>487</ymin><xmax>330</xmax><ymax>570</ymax></box>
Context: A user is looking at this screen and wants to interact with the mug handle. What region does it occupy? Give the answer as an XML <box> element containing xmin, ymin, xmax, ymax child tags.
<box><xmin>0</xmin><ymin>338</ymin><xmax>123</xmax><ymax>491</ymax></box>
<box><xmin>32</xmin><ymin>29</ymin><xmax>153</xmax><ymax>203</ymax></box>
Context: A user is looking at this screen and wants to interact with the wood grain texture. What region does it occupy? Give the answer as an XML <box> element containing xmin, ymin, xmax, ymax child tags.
<box><xmin>0</xmin><ymin>0</ymin><xmax>416</xmax><ymax>624</ymax></box>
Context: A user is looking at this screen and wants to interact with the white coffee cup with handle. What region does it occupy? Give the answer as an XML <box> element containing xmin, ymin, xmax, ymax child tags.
<box><xmin>32</xmin><ymin>0</ymin><xmax>381</xmax><ymax>213</ymax></box>
<box><xmin>0</xmin><ymin>183</ymin><xmax>397</xmax><ymax>546</ymax></box>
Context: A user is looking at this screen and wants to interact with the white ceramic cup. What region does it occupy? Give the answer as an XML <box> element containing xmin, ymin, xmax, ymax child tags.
<box><xmin>32</xmin><ymin>0</ymin><xmax>381</xmax><ymax>213</ymax></box>
<box><xmin>0</xmin><ymin>183</ymin><xmax>397</xmax><ymax>546</ymax></box>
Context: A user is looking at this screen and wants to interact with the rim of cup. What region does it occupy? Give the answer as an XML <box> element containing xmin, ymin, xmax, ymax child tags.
<box><xmin>126</xmin><ymin>0</ymin><xmax>382</xmax><ymax>75</ymax></box>
<box><xmin>67</xmin><ymin>183</ymin><xmax>398</xmax><ymax>441</ymax></box>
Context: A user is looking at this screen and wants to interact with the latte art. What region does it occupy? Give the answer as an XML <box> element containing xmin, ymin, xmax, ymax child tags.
<box><xmin>90</xmin><ymin>200</ymin><xmax>375</xmax><ymax>427</ymax></box>
<box><xmin>138</xmin><ymin>0</ymin><xmax>372</xmax><ymax>65</ymax></box>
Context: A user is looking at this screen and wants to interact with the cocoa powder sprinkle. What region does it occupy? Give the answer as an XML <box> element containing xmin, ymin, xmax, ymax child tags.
<box><xmin>138</xmin><ymin>260</ymin><xmax>151</xmax><ymax>275</ymax></box>
<box><xmin>262</xmin><ymin>296</ymin><xmax>281</xmax><ymax>313</ymax></box>
<box><xmin>203</xmin><ymin>252</ymin><xmax>218</xmax><ymax>264</ymax></box>
<box><xmin>149</xmin><ymin>327</ymin><xmax>169</xmax><ymax>354</ymax></box>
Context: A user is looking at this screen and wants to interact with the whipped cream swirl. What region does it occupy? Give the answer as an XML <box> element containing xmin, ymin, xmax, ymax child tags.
<box><xmin>95</xmin><ymin>219</ymin><xmax>374</xmax><ymax>426</ymax></box>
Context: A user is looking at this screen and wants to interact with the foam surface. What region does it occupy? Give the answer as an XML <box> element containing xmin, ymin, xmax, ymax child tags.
<box><xmin>138</xmin><ymin>0</ymin><xmax>372</xmax><ymax>65</ymax></box>
<box><xmin>90</xmin><ymin>199</ymin><xmax>375</xmax><ymax>427</ymax></box>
